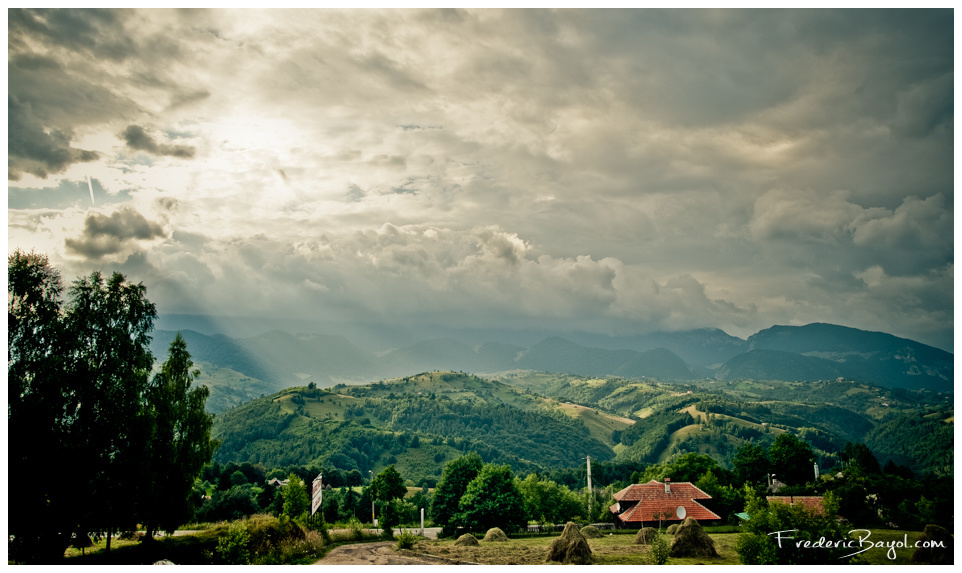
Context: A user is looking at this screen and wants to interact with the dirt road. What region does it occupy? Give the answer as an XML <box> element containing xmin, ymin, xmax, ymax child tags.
<box><xmin>315</xmin><ymin>541</ymin><xmax>471</xmax><ymax>565</ymax></box>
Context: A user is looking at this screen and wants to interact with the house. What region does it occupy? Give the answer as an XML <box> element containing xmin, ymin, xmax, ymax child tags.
<box><xmin>609</xmin><ymin>478</ymin><xmax>721</xmax><ymax>526</ymax></box>
<box><xmin>766</xmin><ymin>496</ymin><xmax>827</xmax><ymax>515</ymax></box>
<box><xmin>267</xmin><ymin>478</ymin><xmax>290</xmax><ymax>488</ymax></box>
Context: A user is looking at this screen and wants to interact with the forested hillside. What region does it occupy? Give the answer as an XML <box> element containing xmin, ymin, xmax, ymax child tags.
<box><xmin>212</xmin><ymin>370</ymin><xmax>952</xmax><ymax>483</ymax></box>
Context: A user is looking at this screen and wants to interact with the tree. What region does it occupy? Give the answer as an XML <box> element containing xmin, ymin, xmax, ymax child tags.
<box><xmin>8</xmin><ymin>251</ymin><xmax>74</xmax><ymax>562</ymax></box>
<box><xmin>65</xmin><ymin>270</ymin><xmax>158</xmax><ymax>549</ymax></box>
<box><xmin>769</xmin><ymin>434</ymin><xmax>816</xmax><ymax>486</ymax></box>
<box><xmin>141</xmin><ymin>333</ymin><xmax>217</xmax><ymax>539</ymax></box>
<box><xmin>457</xmin><ymin>464</ymin><xmax>527</xmax><ymax>534</ymax></box>
<box><xmin>517</xmin><ymin>473</ymin><xmax>585</xmax><ymax>526</ymax></box>
<box><xmin>841</xmin><ymin>442</ymin><xmax>880</xmax><ymax>475</ymax></box>
<box><xmin>371</xmin><ymin>465</ymin><xmax>407</xmax><ymax>502</ymax></box>
<box><xmin>282</xmin><ymin>474</ymin><xmax>310</xmax><ymax>519</ymax></box>
<box><xmin>730</xmin><ymin>442</ymin><xmax>771</xmax><ymax>487</ymax></box>
<box><xmin>432</xmin><ymin>452</ymin><xmax>483</xmax><ymax>537</ymax></box>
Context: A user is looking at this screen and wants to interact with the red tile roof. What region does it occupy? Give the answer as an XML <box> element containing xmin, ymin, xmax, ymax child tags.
<box><xmin>767</xmin><ymin>496</ymin><xmax>827</xmax><ymax>515</ymax></box>
<box><xmin>610</xmin><ymin>480</ymin><xmax>721</xmax><ymax>523</ymax></box>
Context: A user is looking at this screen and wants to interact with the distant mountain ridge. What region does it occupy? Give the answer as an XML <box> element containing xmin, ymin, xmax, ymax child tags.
<box><xmin>151</xmin><ymin>322</ymin><xmax>953</xmax><ymax>403</ymax></box>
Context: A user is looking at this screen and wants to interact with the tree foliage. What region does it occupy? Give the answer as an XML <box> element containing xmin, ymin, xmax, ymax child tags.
<box><xmin>371</xmin><ymin>465</ymin><xmax>407</xmax><ymax>502</ymax></box>
<box><xmin>517</xmin><ymin>473</ymin><xmax>585</xmax><ymax>526</ymax></box>
<box><xmin>457</xmin><ymin>464</ymin><xmax>527</xmax><ymax>534</ymax></box>
<box><xmin>736</xmin><ymin>487</ymin><xmax>851</xmax><ymax>564</ymax></box>
<box><xmin>432</xmin><ymin>453</ymin><xmax>483</xmax><ymax>537</ymax></box>
<box><xmin>7</xmin><ymin>252</ymin><xmax>213</xmax><ymax>562</ymax></box>
<box><xmin>769</xmin><ymin>433</ymin><xmax>816</xmax><ymax>486</ymax></box>
<box><xmin>141</xmin><ymin>333</ymin><xmax>218</xmax><ymax>536</ymax></box>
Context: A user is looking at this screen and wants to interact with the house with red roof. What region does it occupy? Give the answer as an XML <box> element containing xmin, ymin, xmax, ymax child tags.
<box><xmin>609</xmin><ymin>478</ymin><xmax>721</xmax><ymax>526</ymax></box>
<box><xmin>766</xmin><ymin>496</ymin><xmax>827</xmax><ymax>515</ymax></box>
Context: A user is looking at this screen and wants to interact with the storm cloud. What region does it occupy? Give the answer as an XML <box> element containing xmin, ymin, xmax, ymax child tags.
<box><xmin>121</xmin><ymin>125</ymin><xmax>196</xmax><ymax>158</ymax></box>
<box><xmin>7</xmin><ymin>8</ymin><xmax>954</xmax><ymax>351</ymax></box>
<box><xmin>64</xmin><ymin>206</ymin><xmax>166</xmax><ymax>259</ymax></box>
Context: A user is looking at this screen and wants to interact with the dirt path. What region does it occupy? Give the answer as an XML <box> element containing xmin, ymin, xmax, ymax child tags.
<box><xmin>315</xmin><ymin>541</ymin><xmax>470</xmax><ymax>565</ymax></box>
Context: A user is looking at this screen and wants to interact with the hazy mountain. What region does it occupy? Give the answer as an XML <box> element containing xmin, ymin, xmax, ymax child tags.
<box><xmin>715</xmin><ymin>349</ymin><xmax>845</xmax><ymax>383</ymax></box>
<box><xmin>747</xmin><ymin>323</ymin><xmax>953</xmax><ymax>392</ymax></box>
<box><xmin>152</xmin><ymin>321</ymin><xmax>952</xmax><ymax>395</ymax></box>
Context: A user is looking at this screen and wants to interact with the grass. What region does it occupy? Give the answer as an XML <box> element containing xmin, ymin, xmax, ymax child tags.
<box><xmin>413</xmin><ymin>529</ymin><xmax>930</xmax><ymax>565</ymax></box>
<box><xmin>416</xmin><ymin>531</ymin><xmax>741</xmax><ymax>565</ymax></box>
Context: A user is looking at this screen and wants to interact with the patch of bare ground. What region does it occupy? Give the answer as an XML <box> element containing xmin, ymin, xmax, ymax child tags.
<box><xmin>314</xmin><ymin>541</ymin><xmax>470</xmax><ymax>565</ymax></box>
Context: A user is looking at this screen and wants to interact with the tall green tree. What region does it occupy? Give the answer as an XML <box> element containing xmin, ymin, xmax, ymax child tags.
<box><xmin>769</xmin><ymin>433</ymin><xmax>816</xmax><ymax>486</ymax></box>
<box><xmin>65</xmin><ymin>271</ymin><xmax>157</xmax><ymax>548</ymax></box>
<box><xmin>141</xmin><ymin>333</ymin><xmax>218</xmax><ymax>538</ymax></box>
<box><xmin>730</xmin><ymin>442</ymin><xmax>772</xmax><ymax>487</ymax></box>
<box><xmin>282</xmin><ymin>474</ymin><xmax>311</xmax><ymax>519</ymax></box>
<box><xmin>457</xmin><ymin>464</ymin><xmax>527</xmax><ymax>534</ymax></box>
<box><xmin>8</xmin><ymin>251</ymin><xmax>74</xmax><ymax>562</ymax></box>
<box><xmin>431</xmin><ymin>452</ymin><xmax>483</xmax><ymax>537</ymax></box>
<box><xmin>517</xmin><ymin>473</ymin><xmax>585</xmax><ymax>526</ymax></box>
<box><xmin>371</xmin><ymin>465</ymin><xmax>407</xmax><ymax>502</ymax></box>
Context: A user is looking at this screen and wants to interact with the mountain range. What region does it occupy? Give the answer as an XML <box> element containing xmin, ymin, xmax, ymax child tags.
<box><xmin>150</xmin><ymin>322</ymin><xmax>952</xmax><ymax>413</ymax></box>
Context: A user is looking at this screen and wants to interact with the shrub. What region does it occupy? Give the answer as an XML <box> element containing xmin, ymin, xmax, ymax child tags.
<box><xmin>215</xmin><ymin>522</ymin><xmax>250</xmax><ymax>565</ymax></box>
<box><xmin>736</xmin><ymin>488</ymin><xmax>851</xmax><ymax>564</ymax></box>
<box><xmin>396</xmin><ymin>530</ymin><xmax>419</xmax><ymax>550</ymax></box>
<box><xmin>347</xmin><ymin>517</ymin><xmax>365</xmax><ymax>541</ymax></box>
<box><xmin>647</xmin><ymin>533</ymin><xmax>671</xmax><ymax>565</ymax></box>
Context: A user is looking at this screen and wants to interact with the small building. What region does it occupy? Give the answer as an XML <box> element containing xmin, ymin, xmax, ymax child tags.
<box><xmin>609</xmin><ymin>479</ymin><xmax>721</xmax><ymax>526</ymax></box>
<box><xmin>766</xmin><ymin>496</ymin><xmax>827</xmax><ymax>515</ymax></box>
<box><xmin>267</xmin><ymin>478</ymin><xmax>290</xmax><ymax>488</ymax></box>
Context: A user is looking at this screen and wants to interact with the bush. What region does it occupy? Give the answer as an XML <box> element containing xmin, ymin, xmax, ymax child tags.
<box><xmin>647</xmin><ymin>533</ymin><xmax>671</xmax><ymax>565</ymax></box>
<box><xmin>215</xmin><ymin>522</ymin><xmax>250</xmax><ymax>564</ymax></box>
<box><xmin>396</xmin><ymin>530</ymin><xmax>419</xmax><ymax>550</ymax></box>
<box><xmin>347</xmin><ymin>517</ymin><xmax>365</xmax><ymax>541</ymax></box>
<box><xmin>736</xmin><ymin>488</ymin><xmax>851</xmax><ymax>564</ymax></box>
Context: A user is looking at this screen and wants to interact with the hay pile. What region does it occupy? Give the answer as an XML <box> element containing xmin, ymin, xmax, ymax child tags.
<box><xmin>910</xmin><ymin>524</ymin><xmax>953</xmax><ymax>564</ymax></box>
<box><xmin>455</xmin><ymin>533</ymin><xmax>479</xmax><ymax>546</ymax></box>
<box><xmin>580</xmin><ymin>525</ymin><xmax>602</xmax><ymax>539</ymax></box>
<box><xmin>633</xmin><ymin>527</ymin><xmax>659</xmax><ymax>545</ymax></box>
<box><xmin>666</xmin><ymin>524</ymin><xmax>679</xmax><ymax>535</ymax></box>
<box><xmin>483</xmin><ymin>527</ymin><xmax>509</xmax><ymax>542</ymax></box>
<box><xmin>546</xmin><ymin>522</ymin><xmax>593</xmax><ymax>564</ymax></box>
<box><xmin>669</xmin><ymin>517</ymin><xmax>718</xmax><ymax>558</ymax></box>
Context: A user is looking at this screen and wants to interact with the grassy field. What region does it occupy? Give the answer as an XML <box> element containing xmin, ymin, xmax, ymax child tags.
<box><xmin>412</xmin><ymin>528</ymin><xmax>933</xmax><ymax>565</ymax></box>
<box><xmin>414</xmin><ymin>531</ymin><xmax>741</xmax><ymax>565</ymax></box>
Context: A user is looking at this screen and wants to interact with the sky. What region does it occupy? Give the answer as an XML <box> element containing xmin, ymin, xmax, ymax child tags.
<box><xmin>7</xmin><ymin>8</ymin><xmax>955</xmax><ymax>351</ymax></box>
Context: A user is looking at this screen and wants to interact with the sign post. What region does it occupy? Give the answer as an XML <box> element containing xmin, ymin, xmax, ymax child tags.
<box><xmin>311</xmin><ymin>473</ymin><xmax>323</xmax><ymax>517</ymax></box>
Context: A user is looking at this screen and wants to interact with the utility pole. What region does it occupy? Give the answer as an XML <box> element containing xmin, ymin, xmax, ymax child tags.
<box><xmin>586</xmin><ymin>455</ymin><xmax>593</xmax><ymax>516</ymax></box>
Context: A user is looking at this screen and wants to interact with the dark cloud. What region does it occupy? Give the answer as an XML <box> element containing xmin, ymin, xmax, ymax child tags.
<box><xmin>64</xmin><ymin>206</ymin><xmax>166</xmax><ymax>259</ymax></box>
<box><xmin>121</xmin><ymin>125</ymin><xmax>196</xmax><ymax>158</ymax></box>
<box><xmin>8</xmin><ymin>8</ymin><xmax>136</xmax><ymax>62</ymax></box>
<box><xmin>8</xmin><ymin>94</ymin><xmax>100</xmax><ymax>180</ymax></box>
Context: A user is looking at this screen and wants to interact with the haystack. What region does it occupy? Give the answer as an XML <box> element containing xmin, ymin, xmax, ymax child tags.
<box><xmin>546</xmin><ymin>522</ymin><xmax>593</xmax><ymax>565</ymax></box>
<box><xmin>666</xmin><ymin>524</ymin><xmax>679</xmax><ymax>535</ymax></box>
<box><xmin>483</xmin><ymin>527</ymin><xmax>509</xmax><ymax>542</ymax></box>
<box><xmin>455</xmin><ymin>533</ymin><xmax>479</xmax><ymax>546</ymax></box>
<box><xmin>910</xmin><ymin>524</ymin><xmax>952</xmax><ymax>565</ymax></box>
<box><xmin>633</xmin><ymin>527</ymin><xmax>659</xmax><ymax>545</ymax></box>
<box><xmin>580</xmin><ymin>525</ymin><xmax>602</xmax><ymax>539</ymax></box>
<box><xmin>669</xmin><ymin>517</ymin><xmax>718</xmax><ymax>558</ymax></box>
